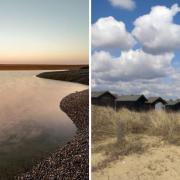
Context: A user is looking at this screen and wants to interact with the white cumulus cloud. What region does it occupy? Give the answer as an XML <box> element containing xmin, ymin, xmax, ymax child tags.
<box><xmin>132</xmin><ymin>4</ymin><xmax>180</xmax><ymax>54</ymax></box>
<box><xmin>92</xmin><ymin>16</ymin><xmax>135</xmax><ymax>50</ymax></box>
<box><xmin>92</xmin><ymin>49</ymin><xmax>174</xmax><ymax>82</ymax></box>
<box><xmin>109</xmin><ymin>0</ymin><xmax>136</xmax><ymax>10</ymax></box>
<box><xmin>92</xmin><ymin>77</ymin><xmax>180</xmax><ymax>100</ymax></box>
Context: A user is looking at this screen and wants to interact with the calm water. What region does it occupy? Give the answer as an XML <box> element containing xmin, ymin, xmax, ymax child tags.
<box><xmin>0</xmin><ymin>71</ymin><xmax>87</xmax><ymax>178</ymax></box>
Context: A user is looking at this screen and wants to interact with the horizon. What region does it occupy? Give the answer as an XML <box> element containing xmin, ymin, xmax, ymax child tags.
<box><xmin>0</xmin><ymin>63</ymin><xmax>89</xmax><ymax>65</ymax></box>
<box><xmin>0</xmin><ymin>63</ymin><xmax>88</xmax><ymax>70</ymax></box>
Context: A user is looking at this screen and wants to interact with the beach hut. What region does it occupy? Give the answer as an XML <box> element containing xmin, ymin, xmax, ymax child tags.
<box><xmin>115</xmin><ymin>95</ymin><xmax>148</xmax><ymax>111</ymax></box>
<box><xmin>166</xmin><ymin>100</ymin><xmax>180</xmax><ymax>111</ymax></box>
<box><xmin>145</xmin><ymin>97</ymin><xmax>167</xmax><ymax>110</ymax></box>
<box><xmin>91</xmin><ymin>91</ymin><xmax>116</xmax><ymax>108</ymax></box>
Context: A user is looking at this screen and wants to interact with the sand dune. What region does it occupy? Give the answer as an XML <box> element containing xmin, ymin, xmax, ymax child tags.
<box><xmin>92</xmin><ymin>137</ymin><xmax>180</xmax><ymax>180</ymax></box>
<box><xmin>92</xmin><ymin>107</ymin><xmax>180</xmax><ymax>180</ymax></box>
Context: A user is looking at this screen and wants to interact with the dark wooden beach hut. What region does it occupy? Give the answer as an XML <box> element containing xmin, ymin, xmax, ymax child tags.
<box><xmin>115</xmin><ymin>95</ymin><xmax>148</xmax><ymax>111</ymax></box>
<box><xmin>92</xmin><ymin>91</ymin><xmax>116</xmax><ymax>108</ymax></box>
<box><xmin>145</xmin><ymin>97</ymin><xmax>167</xmax><ymax>110</ymax></box>
<box><xmin>166</xmin><ymin>100</ymin><xmax>180</xmax><ymax>111</ymax></box>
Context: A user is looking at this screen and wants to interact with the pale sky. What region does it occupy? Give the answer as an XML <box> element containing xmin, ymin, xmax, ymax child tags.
<box><xmin>0</xmin><ymin>0</ymin><xmax>88</xmax><ymax>64</ymax></box>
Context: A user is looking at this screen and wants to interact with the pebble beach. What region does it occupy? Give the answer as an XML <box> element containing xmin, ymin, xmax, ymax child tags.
<box><xmin>17</xmin><ymin>89</ymin><xmax>89</xmax><ymax>180</ymax></box>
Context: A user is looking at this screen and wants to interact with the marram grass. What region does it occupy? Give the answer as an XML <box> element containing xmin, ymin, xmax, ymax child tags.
<box><xmin>92</xmin><ymin>106</ymin><xmax>180</xmax><ymax>145</ymax></box>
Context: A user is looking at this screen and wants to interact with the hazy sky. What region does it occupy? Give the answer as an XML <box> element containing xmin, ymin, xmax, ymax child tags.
<box><xmin>0</xmin><ymin>0</ymin><xmax>88</xmax><ymax>64</ymax></box>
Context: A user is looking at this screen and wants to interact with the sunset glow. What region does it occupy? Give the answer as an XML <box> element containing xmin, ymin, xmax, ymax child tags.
<box><xmin>0</xmin><ymin>0</ymin><xmax>88</xmax><ymax>64</ymax></box>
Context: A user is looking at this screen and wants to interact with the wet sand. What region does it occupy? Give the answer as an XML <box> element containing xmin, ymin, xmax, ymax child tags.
<box><xmin>17</xmin><ymin>89</ymin><xmax>89</xmax><ymax>180</ymax></box>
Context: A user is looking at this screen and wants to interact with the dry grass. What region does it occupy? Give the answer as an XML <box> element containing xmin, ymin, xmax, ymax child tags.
<box><xmin>92</xmin><ymin>106</ymin><xmax>180</xmax><ymax>171</ymax></box>
<box><xmin>92</xmin><ymin>106</ymin><xmax>180</xmax><ymax>145</ymax></box>
<box><xmin>92</xmin><ymin>106</ymin><xmax>117</xmax><ymax>141</ymax></box>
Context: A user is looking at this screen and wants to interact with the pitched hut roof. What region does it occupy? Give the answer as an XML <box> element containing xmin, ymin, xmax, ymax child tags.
<box><xmin>167</xmin><ymin>99</ymin><xmax>180</xmax><ymax>106</ymax></box>
<box><xmin>92</xmin><ymin>91</ymin><xmax>116</xmax><ymax>98</ymax></box>
<box><xmin>92</xmin><ymin>91</ymin><xmax>106</xmax><ymax>98</ymax></box>
<box><xmin>146</xmin><ymin>97</ymin><xmax>167</xmax><ymax>104</ymax></box>
<box><xmin>116</xmin><ymin>95</ymin><xmax>147</xmax><ymax>102</ymax></box>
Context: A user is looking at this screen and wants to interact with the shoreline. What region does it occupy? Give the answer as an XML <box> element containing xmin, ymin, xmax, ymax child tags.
<box><xmin>37</xmin><ymin>69</ymin><xmax>89</xmax><ymax>85</ymax></box>
<box><xmin>17</xmin><ymin>89</ymin><xmax>89</xmax><ymax>179</ymax></box>
<box><xmin>0</xmin><ymin>64</ymin><xmax>87</xmax><ymax>71</ymax></box>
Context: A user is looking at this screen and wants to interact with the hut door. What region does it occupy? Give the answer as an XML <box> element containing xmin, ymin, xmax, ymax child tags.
<box><xmin>155</xmin><ymin>102</ymin><xmax>164</xmax><ymax>110</ymax></box>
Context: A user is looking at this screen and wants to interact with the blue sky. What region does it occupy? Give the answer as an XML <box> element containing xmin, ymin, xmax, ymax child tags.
<box><xmin>92</xmin><ymin>0</ymin><xmax>180</xmax><ymax>24</ymax></box>
<box><xmin>0</xmin><ymin>0</ymin><xmax>88</xmax><ymax>64</ymax></box>
<box><xmin>92</xmin><ymin>0</ymin><xmax>180</xmax><ymax>68</ymax></box>
<box><xmin>92</xmin><ymin>0</ymin><xmax>180</xmax><ymax>99</ymax></box>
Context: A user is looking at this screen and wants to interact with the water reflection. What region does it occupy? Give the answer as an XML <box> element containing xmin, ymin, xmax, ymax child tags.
<box><xmin>0</xmin><ymin>71</ymin><xmax>87</xmax><ymax>178</ymax></box>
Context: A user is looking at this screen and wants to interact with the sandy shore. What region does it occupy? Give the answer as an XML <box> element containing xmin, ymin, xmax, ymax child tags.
<box><xmin>92</xmin><ymin>137</ymin><xmax>180</xmax><ymax>180</ymax></box>
<box><xmin>17</xmin><ymin>89</ymin><xmax>89</xmax><ymax>180</ymax></box>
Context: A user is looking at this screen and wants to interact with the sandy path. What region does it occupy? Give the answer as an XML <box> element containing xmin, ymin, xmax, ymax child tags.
<box><xmin>92</xmin><ymin>138</ymin><xmax>180</xmax><ymax>180</ymax></box>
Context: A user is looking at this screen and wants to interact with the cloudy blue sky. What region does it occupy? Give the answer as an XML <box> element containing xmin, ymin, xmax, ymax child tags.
<box><xmin>92</xmin><ymin>0</ymin><xmax>180</xmax><ymax>100</ymax></box>
<box><xmin>0</xmin><ymin>0</ymin><xmax>88</xmax><ymax>64</ymax></box>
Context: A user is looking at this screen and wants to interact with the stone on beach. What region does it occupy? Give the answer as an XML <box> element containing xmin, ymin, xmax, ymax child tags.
<box><xmin>17</xmin><ymin>89</ymin><xmax>89</xmax><ymax>180</ymax></box>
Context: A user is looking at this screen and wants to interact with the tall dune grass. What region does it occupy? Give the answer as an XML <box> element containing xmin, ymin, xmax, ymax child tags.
<box><xmin>92</xmin><ymin>106</ymin><xmax>180</xmax><ymax>171</ymax></box>
<box><xmin>92</xmin><ymin>106</ymin><xmax>180</xmax><ymax>145</ymax></box>
<box><xmin>92</xmin><ymin>106</ymin><xmax>116</xmax><ymax>141</ymax></box>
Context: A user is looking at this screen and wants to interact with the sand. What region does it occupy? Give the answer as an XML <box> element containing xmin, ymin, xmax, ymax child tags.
<box><xmin>92</xmin><ymin>137</ymin><xmax>180</xmax><ymax>180</ymax></box>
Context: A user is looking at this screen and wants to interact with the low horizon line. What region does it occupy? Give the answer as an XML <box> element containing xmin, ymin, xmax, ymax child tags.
<box><xmin>0</xmin><ymin>63</ymin><xmax>88</xmax><ymax>66</ymax></box>
<box><xmin>0</xmin><ymin>64</ymin><xmax>88</xmax><ymax>70</ymax></box>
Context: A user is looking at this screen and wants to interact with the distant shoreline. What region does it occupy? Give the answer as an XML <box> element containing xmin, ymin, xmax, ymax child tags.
<box><xmin>0</xmin><ymin>64</ymin><xmax>88</xmax><ymax>70</ymax></box>
<box><xmin>37</xmin><ymin>68</ymin><xmax>89</xmax><ymax>85</ymax></box>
